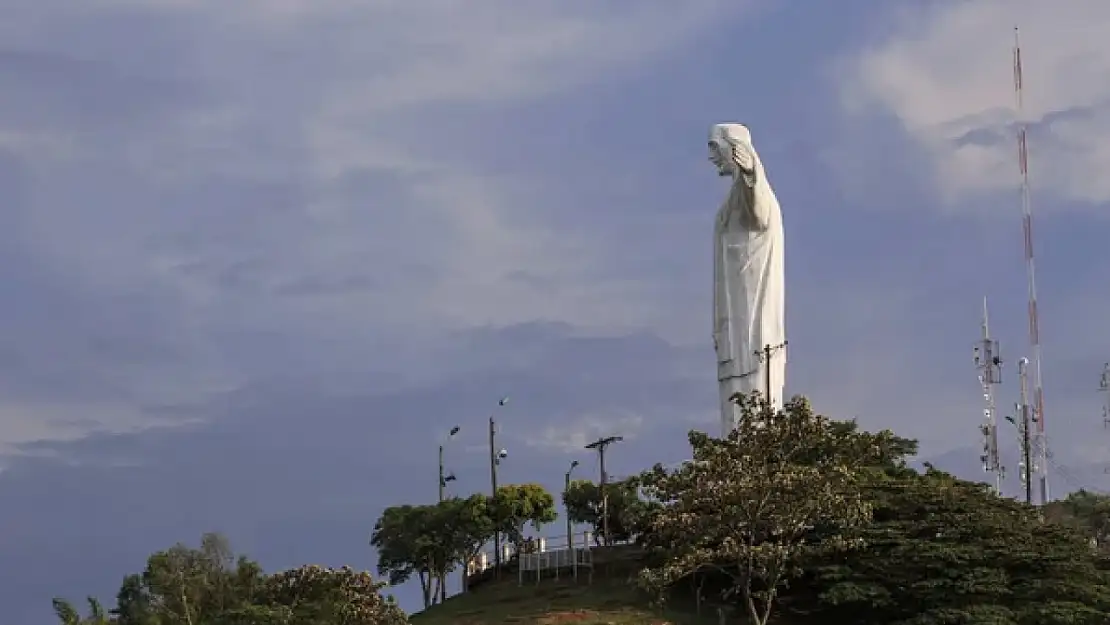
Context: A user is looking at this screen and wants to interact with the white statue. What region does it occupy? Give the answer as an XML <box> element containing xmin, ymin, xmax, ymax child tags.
<box><xmin>708</xmin><ymin>123</ymin><xmax>786</xmax><ymax>435</ymax></box>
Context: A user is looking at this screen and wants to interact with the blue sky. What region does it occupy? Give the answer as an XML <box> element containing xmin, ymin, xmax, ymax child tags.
<box><xmin>1</xmin><ymin>0</ymin><xmax>1109</xmax><ymax>622</ymax></box>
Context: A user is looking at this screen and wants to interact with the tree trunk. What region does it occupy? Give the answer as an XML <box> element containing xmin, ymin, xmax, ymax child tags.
<box><xmin>745</xmin><ymin>593</ymin><xmax>761</xmax><ymax>625</ymax></box>
<box><xmin>418</xmin><ymin>572</ymin><xmax>432</xmax><ymax>608</ymax></box>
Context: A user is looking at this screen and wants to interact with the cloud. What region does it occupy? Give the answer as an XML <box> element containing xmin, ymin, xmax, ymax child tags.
<box><xmin>0</xmin><ymin>324</ymin><xmax>711</xmax><ymax>623</ymax></box>
<box><xmin>530</xmin><ymin>412</ymin><xmax>646</xmax><ymax>454</ymax></box>
<box><xmin>7</xmin><ymin>1</ymin><xmax>1110</xmax><ymax>622</ymax></box>
<box><xmin>835</xmin><ymin>0</ymin><xmax>1110</xmax><ymax>207</ymax></box>
<box><xmin>822</xmin><ymin>0</ymin><xmax>1110</xmax><ymax>474</ymax></box>
<box><xmin>0</xmin><ymin>0</ymin><xmax>754</xmax><ymax>447</ymax></box>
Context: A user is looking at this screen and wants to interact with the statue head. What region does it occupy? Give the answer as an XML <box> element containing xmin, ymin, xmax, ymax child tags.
<box><xmin>707</xmin><ymin>123</ymin><xmax>753</xmax><ymax>177</ymax></box>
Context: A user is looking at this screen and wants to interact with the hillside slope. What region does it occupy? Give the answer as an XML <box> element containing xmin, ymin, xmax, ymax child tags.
<box><xmin>409</xmin><ymin>576</ymin><xmax>718</xmax><ymax>625</ymax></box>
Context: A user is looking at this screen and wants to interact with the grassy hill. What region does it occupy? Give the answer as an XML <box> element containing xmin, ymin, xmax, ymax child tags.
<box><xmin>410</xmin><ymin>546</ymin><xmax>719</xmax><ymax>625</ymax></box>
<box><xmin>409</xmin><ymin>576</ymin><xmax>717</xmax><ymax>625</ymax></box>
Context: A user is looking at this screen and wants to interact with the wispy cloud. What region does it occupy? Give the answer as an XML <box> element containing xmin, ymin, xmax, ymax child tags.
<box><xmin>0</xmin><ymin>0</ymin><xmax>752</xmax><ymax>447</ymax></box>
<box><xmin>833</xmin><ymin>0</ymin><xmax>1110</xmax><ymax>207</ymax></box>
<box><xmin>530</xmin><ymin>412</ymin><xmax>646</xmax><ymax>454</ymax></box>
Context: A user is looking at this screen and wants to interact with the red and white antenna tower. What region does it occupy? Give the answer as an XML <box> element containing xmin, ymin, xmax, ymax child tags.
<box><xmin>1013</xmin><ymin>27</ymin><xmax>1049</xmax><ymax>505</ymax></box>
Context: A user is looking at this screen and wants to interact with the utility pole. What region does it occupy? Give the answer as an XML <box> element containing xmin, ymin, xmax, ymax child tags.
<box><xmin>755</xmin><ymin>342</ymin><xmax>787</xmax><ymax>409</ymax></box>
<box><xmin>489</xmin><ymin>397</ymin><xmax>509</xmax><ymax>576</ymax></box>
<box><xmin>584</xmin><ymin>435</ymin><xmax>623</xmax><ymax>546</ymax></box>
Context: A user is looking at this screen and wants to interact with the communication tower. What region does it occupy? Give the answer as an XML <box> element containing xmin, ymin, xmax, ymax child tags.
<box><xmin>1013</xmin><ymin>358</ymin><xmax>1036</xmax><ymax>504</ymax></box>
<box><xmin>973</xmin><ymin>298</ymin><xmax>1004</xmax><ymax>495</ymax></box>
<box><xmin>1013</xmin><ymin>27</ymin><xmax>1049</xmax><ymax>505</ymax></box>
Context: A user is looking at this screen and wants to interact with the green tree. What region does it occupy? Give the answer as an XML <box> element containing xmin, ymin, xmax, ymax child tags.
<box><xmin>372</xmin><ymin>499</ymin><xmax>489</xmax><ymax>608</ymax></box>
<box><xmin>51</xmin><ymin>597</ymin><xmax>109</xmax><ymax>625</ymax></box>
<box><xmin>637</xmin><ymin>394</ymin><xmax>890</xmax><ymax>625</ymax></box>
<box><xmin>489</xmin><ymin>483</ymin><xmax>557</xmax><ymax>551</ymax></box>
<box><xmin>238</xmin><ymin>564</ymin><xmax>407</xmax><ymax>625</ymax></box>
<box><xmin>437</xmin><ymin>494</ymin><xmax>495</xmax><ymax>592</ymax></box>
<box><xmin>809</xmin><ymin>466</ymin><xmax>1110</xmax><ymax>625</ymax></box>
<box><xmin>562</xmin><ymin>478</ymin><xmax>645</xmax><ymax>544</ymax></box>
<box><xmin>1045</xmin><ymin>489</ymin><xmax>1110</xmax><ymax>551</ymax></box>
<box><xmin>372</xmin><ymin>504</ymin><xmax>436</xmax><ymax>608</ymax></box>
<box><xmin>52</xmin><ymin>598</ymin><xmax>81</xmax><ymax>625</ymax></box>
<box><xmin>53</xmin><ymin>533</ymin><xmax>407</xmax><ymax>625</ymax></box>
<box><xmin>135</xmin><ymin>532</ymin><xmax>260</xmax><ymax>624</ymax></box>
<box><xmin>54</xmin><ymin>532</ymin><xmax>256</xmax><ymax>625</ymax></box>
<box><xmin>112</xmin><ymin>574</ymin><xmax>153</xmax><ymax>625</ymax></box>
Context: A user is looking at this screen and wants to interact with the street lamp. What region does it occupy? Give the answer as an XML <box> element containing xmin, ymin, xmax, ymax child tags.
<box><xmin>489</xmin><ymin>396</ymin><xmax>509</xmax><ymax>574</ymax></box>
<box><xmin>438</xmin><ymin>425</ymin><xmax>461</xmax><ymax>502</ymax></box>
<box><xmin>565</xmin><ymin>460</ymin><xmax>579</xmax><ymax>555</ymax></box>
<box><xmin>437</xmin><ymin>425</ymin><xmax>460</xmax><ymax>603</ymax></box>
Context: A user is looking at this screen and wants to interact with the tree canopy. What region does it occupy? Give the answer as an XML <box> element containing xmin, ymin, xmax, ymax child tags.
<box><xmin>489</xmin><ymin>483</ymin><xmax>557</xmax><ymax>550</ymax></box>
<box><xmin>563</xmin><ymin>477</ymin><xmax>651</xmax><ymax>545</ymax></box>
<box><xmin>52</xmin><ymin>533</ymin><xmax>404</xmax><ymax>625</ymax></box>
<box><xmin>1044</xmin><ymin>488</ymin><xmax>1110</xmax><ymax>551</ymax></box>
<box><xmin>369</xmin><ymin>482</ymin><xmax>556</xmax><ymax>609</ymax></box>
<box><xmin>636</xmin><ymin>395</ymin><xmax>897</xmax><ymax>625</ymax></box>
<box><xmin>629</xmin><ymin>394</ymin><xmax>1110</xmax><ymax>625</ymax></box>
<box><xmin>803</xmin><ymin>465</ymin><xmax>1110</xmax><ymax>625</ymax></box>
<box><xmin>371</xmin><ymin>493</ymin><xmax>499</xmax><ymax>608</ymax></box>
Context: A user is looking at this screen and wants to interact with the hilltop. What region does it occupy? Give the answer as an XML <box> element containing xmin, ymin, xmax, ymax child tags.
<box><xmin>409</xmin><ymin>575</ymin><xmax>713</xmax><ymax>625</ymax></box>
<box><xmin>409</xmin><ymin>545</ymin><xmax>720</xmax><ymax>625</ymax></box>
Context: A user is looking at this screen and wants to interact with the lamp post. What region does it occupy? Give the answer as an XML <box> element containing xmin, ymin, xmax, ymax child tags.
<box><xmin>564</xmin><ymin>460</ymin><xmax>578</xmax><ymax>559</ymax></box>
<box><xmin>437</xmin><ymin>425</ymin><xmax>459</xmax><ymax>603</ymax></box>
<box><xmin>489</xmin><ymin>396</ymin><xmax>509</xmax><ymax>575</ymax></box>
<box><xmin>438</xmin><ymin>425</ymin><xmax>460</xmax><ymax>502</ymax></box>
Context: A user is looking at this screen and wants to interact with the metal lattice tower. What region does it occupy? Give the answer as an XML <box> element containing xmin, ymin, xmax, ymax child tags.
<box><xmin>974</xmin><ymin>298</ymin><xmax>1004</xmax><ymax>495</ymax></box>
<box><xmin>1013</xmin><ymin>27</ymin><xmax>1049</xmax><ymax>505</ymax></box>
<box><xmin>1014</xmin><ymin>358</ymin><xmax>1036</xmax><ymax>504</ymax></box>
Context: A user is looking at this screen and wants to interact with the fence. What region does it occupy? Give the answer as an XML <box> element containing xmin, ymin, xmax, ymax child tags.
<box><xmin>515</xmin><ymin>531</ymin><xmax>596</xmax><ymax>585</ymax></box>
<box><xmin>465</xmin><ymin>530</ymin><xmax>637</xmax><ymax>589</ymax></box>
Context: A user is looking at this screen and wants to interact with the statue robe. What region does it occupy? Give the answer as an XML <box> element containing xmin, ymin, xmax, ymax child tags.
<box><xmin>712</xmin><ymin>133</ymin><xmax>786</xmax><ymax>436</ymax></box>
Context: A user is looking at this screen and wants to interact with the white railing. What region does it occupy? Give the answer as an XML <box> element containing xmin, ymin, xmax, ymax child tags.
<box><xmin>465</xmin><ymin>530</ymin><xmax>607</xmax><ymax>585</ymax></box>
<box><xmin>463</xmin><ymin>529</ymin><xmax>642</xmax><ymax>589</ymax></box>
<box><xmin>516</xmin><ymin>530</ymin><xmax>595</xmax><ymax>585</ymax></box>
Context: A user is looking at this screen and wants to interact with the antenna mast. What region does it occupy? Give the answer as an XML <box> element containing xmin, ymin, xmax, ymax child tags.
<box><xmin>974</xmin><ymin>298</ymin><xmax>1004</xmax><ymax>495</ymax></box>
<box><xmin>1016</xmin><ymin>358</ymin><xmax>1034</xmax><ymax>504</ymax></box>
<box><xmin>1013</xmin><ymin>27</ymin><xmax>1049</xmax><ymax>505</ymax></box>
